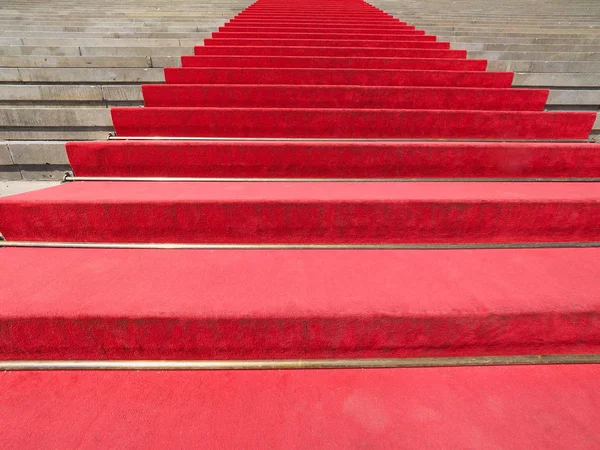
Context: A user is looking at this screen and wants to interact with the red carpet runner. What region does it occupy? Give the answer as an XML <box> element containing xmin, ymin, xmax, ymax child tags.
<box><xmin>0</xmin><ymin>0</ymin><xmax>599</xmax><ymax>446</ymax></box>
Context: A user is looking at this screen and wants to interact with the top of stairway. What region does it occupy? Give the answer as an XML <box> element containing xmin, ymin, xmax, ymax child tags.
<box><xmin>0</xmin><ymin>0</ymin><xmax>599</xmax><ymax>183</ymax></box>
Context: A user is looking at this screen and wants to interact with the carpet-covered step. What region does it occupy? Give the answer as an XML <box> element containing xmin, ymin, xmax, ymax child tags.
<box><xmin>143</xmin><ymin>85</ymin><xmax>544</xmax><ymax>110</ymax></box>
<box><xmin>219</xmin><ymin>25</ymin><xmax>416</xmax><ymax>32</ymax></box>
<box><xmin>3</xmin><ymin>181</ymin><xmax>600</xmax><ymax>243</ymax></box>
<box><xmin>230</xmin><ymin>11</ymin><xmax>399</xmax><ymax>17</ymax></box>
<box><xmin>194</xmin><ymin>45</ymin><xmax>467</xmax><ymax>58</ymax></box>
<box><xmin>238</xmin><ymin>5</ymin><xmax>387</xmax><ymax>11</ymax></box>
<box><xmin>226</xmin><ymin>20</ymin><xmax>410</xmax><ymax>28</ymax></box>
<box><xmin>165</xmin><ymin>68</ymin><xmax>510</xmax><ymax>86</ymax></box>
<box><xmin>65</xmin><ymin>141</ymin><xmax>600</xmax><ymax>178</ymax></box>
<box><xmin>238</xmin><ymin>8</ymin><xmax>390</xmax><ymax>12</ymax></box>
<box><xmin>1</xmin><ymin>366</ymin><xmax>599</xmax><ymax>449</ymax></box>
<box><xmin>235</xmin><ymin>11</ymin><xmax>390</xmax><ymax>15</ymax></box>
<box><xmin>203</xmin><ymin>38</ymin><xmax>448</xmax><ymax>49</ymax></box>
<box><xmin>223</xmin><ymin>22</ymin><xmax>411</xmax><ymax>29</ymax></box>
<box><xmin>235</xmin><ymin>12</ymin><xmax>395</xmax><ymax>17</ymax></box>
<box><xmin>232</xmin><ymin>11</ymin><xmax>396</xmax><ymax>17</ymax></box>
<box><xmin>229</xmin><ymin>17</ymin><xmax>403</xmax><ymax>24</ymax></box>
<box><xmin>212</xmin><ymin>32</ymin><xmax>430</xmax><ymax>40</ymax></box>
<box><xmin>180</xmin><ymin>56</ymin><xmax>486</xmax><ymax>70</ymax></box>
<box><xmin>1</xmin><ymin>247</ymin><xmax>600</xmax><ymax>358</ymax></box>
<box><xmin>110</xmin><ymin>108</ymin><xmax>594</xmax><ymax>139</ymax></box>
<box><xmin>229</xmin><ymin>17</ymin><xmax>403</xmax><ymax>23</ymax></box>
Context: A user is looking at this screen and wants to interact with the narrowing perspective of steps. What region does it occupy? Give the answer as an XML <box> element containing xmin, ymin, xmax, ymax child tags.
<box><xmin>0</xmin><ymin>0</ymin><xmax>599</xmax><ymax>447</ymax></box>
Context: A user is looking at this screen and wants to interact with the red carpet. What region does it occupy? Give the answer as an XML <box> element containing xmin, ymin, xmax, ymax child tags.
<box><xmin>1</xmin><ymin>0</ymin><xmax>599</xmax><ymax>443</ymax></box>
<box><xmin>3</xmin><ymin>181</ymin><xmax>600</xmax><ymax>243</ymax></box>
<box><xmin>180</xmin><ymin>55</ymin><xmax>487</xmax><ymax>70</ymax></box>
<box><xmin>111</xmin><ymin>108</ymin><xmax>594</xmax><ymax>138</ymax></box>
<box><xmin>1</xmin><ymin>247</ymin><xmax>600</xmax><ymax>359</ymax></box>
<box><xmin>66</xmin><ymin>140</ymin><xmax>600</xmax><ymax>178</ymax></box>
<box><xmin>193</xmin><ymin>45</ymin><xmax>468</xmax><ymax>57</ymax></box>
<box><xmin>143</xmin><ymin>85</ymin><xmax>547</xmax><ymax>109</ymax></box>
<box><xmin>211</xmin><ymin>32</ymin><xmax>431</xmax><ymax>39</ymax></box>
<box><xmin>2</xmin><ymin>366</ymin><xmax>599</xmax><ymax>449</ymax></box>
<box><xmin>164</xmin><ymin>67</ymin><xmax>512</xmax><ymax>86</ymax></box>
<box><xmin>204</xmin><ymin>38</ymin><xmax>448</xmax><ymax>47</ymax></box>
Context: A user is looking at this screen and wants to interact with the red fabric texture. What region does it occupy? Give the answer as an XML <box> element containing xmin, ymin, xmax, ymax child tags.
<box><xmin>3</xmin><ymin>0</ymin><xmax>600</xmax><ymax>443</ymax></box>
<box><xmin>3</xmin><ymin>0</ymin><xmax>600</xmax><ymax>379</ymax></box>
<box><xmin>212</xmin><ymin>32</ymin><xmax>428</xmax><ymax>39</ymax></box>
<box><xmin>180</xmin><ymin>55</ymin><xmax>486</xmax><ymax>70</ymax></box>
<box><xmin>66</xmin><ymin>141</ymin><xmax>600</xmax><ymax>178</ymax></box>
<box><xmin>2</xmin><ymin>366</ymin><xmax>600</xmax><ymax>449</ymax></box>
<box><xmin>193</xmin><ymin>45</ymin><xmax>468</xmax><ymax>58</ymax></box>
<box><xmin>218</xmin><ymin>26</ymin><xmax>421</xmax><ymax>33</ymax></box>
<box><xmin>204</xmin><ymin>38</ymin><xmax>449</xmax><ymax>48</ymax></box>
<box><xmin>229</xmin><ymin>17</ymin><xmax>406</xmax><ymax>24</ymax></box>
<box><xmin>143</xmin><ymin>85</ymin><xmax>545</xmax><ymax>109</ymax></box>
<box><xmin>165</xmin><ymin>67</ymin><xmax>508</xmax><ymax>86</ymax></box>
<box><xmin>111</xmin><ymin>107</ymin><xmax>594</xmax><ymax>139</ymax></box>
<box><xmin>1</xmin><ymin>247</ymin><xmax>600</xmax><ymax>359</ymax></box>
<box><xmin>3</xmin><ymin>181</ymin><xmax>600</xmax><ymax>243</ymax></box>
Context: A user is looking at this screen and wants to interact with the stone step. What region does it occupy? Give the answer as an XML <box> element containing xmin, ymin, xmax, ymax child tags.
<box><xmin>0</xmin><ymin>56</ymin><xmax>181</xmax><ymax>69</ymax></box>
<box><xmin>2</xmin><ymin>85</ymin><xmax>598</xmax><ymax>108</ymax></box>
<box><xmin>442</xmin><ymin>36</ymin><xmax>600</xmax><ymax>45</ymax></box>
<box><xmin>513</xmin><ymin>72</ymin><xmax>600</xmax><ymax>88</ymax></box>
<box><xmin>0</xmin><ymin>56</ymin><xmax>154</xmax><ymax>68</ymax></box>
<box><xmin>0</xmin><ymin>67</ymin><xmax>164</xmax><ymax>83</ymax></box>
<box><xmin>468</xmin><ymin>50</ymin><xmax>600</xmax><ymax>61</ymax></box>
<box><xmin>0</xmin><ymin>25</ymin><xmax>204</xmax><ymax>32</ymax></box>
<box><xmin>0</xmin><ymin>180</ymin><xmax>61</xmax><ymax>196</ymax></box>
<box><xmin>0</xmin><ymin>141</ymin><xmax>69</xmax><ymax>180</ymax></box>
<box><xmin>0</xmin><ymin>37</ymin><xmax>202</xmax><ymax>47</ymax></box>
<box><xmin>456</xmin><ymin>43</ymin><xmax>600</xmax><ymax>52</ymax></box>
<box><xmin>0</xmin><ymin>31</ymin><xmax>218</xmax><ymax>39</ymax></box>
<box><xmin>0</xmin><ymin>85</ymin><xmax>142</xmax><ymax>106</ymax></box>
<box><xmin>429</xmin><ymin>30</ymin><xmax>600</xmax><ymax>37</ymax></box>
<box><xmin>0</xmin><ymin>46</ymin><xmax>194</xmax><ymax>57</ymax></box>
<box><xmin>488</xmin><ymin>60</ymin><xmax>600</xmax><ymax>73</ymax></box>
<box><xmin>0</xmin><ymin>108</ymin><xmax>112</xmax><ymax>141</ymax></box>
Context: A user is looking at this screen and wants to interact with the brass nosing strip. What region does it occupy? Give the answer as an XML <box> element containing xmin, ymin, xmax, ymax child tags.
<box><xmin>63</xmin><ymin>176</ymin><xmax>600</xmax><ymax>183</ymax></box>
<box><xmin>107</xmin><ymin>136</ymin><xmax>593</xmax><ymax>143</ymax></box>
<box><xmin>1</xmin><ymin>355</ymin><xmax>599</xmax><ymax>371</ymax></box>
<box><xmin>2</xmin><ymin>241</ymin><xmax>600</xmax><ymax>250</ymax></box>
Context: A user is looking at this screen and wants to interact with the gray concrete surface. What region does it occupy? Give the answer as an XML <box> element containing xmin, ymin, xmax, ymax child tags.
<box><xmin>0</xmin><ymin>180</ymin><xmax>60</xmax><ymax>198</ymax></box>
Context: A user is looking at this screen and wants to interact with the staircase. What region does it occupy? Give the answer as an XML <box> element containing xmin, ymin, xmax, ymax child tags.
<box><xmin>1</xmin><ymin>0</ymin><xmax>600</xmax><ymax>447</ymax></box>
<box><xmin>1</xmin><ymin>0</ymin><xmax>599</xmax><ymax>184</ymax></box>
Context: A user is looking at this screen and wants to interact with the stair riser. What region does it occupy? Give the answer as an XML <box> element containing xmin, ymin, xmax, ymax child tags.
<box><xmin>2</xmin><ymin>313</ymin><xmax>599</xmax><ymax>360</ymax></box>
<box><xmin>3</xmin><ymin>198</ymin><xmax>600</xmax><ymax>244</ymax></box>
<box><xmin>213</xmin><ymin>32</ymin><xmax>430</xmax><ymax>40</ymax></box>
<box><xmin>1</xmin><ymin>247</ymin><xmax>600</xmax><ymax>360</ymax></box>
<box><xmin>180</xmin><ymin>55</ymin><xmax>486</xmax><ymax>70</ymax></box>
<box><xmin>111</xmin><ymin>108</ymin><xmax>594</xmax><ymax>139</ymax></box>
<box><xmin>194</xmin><ymin>46</ymin><xmax>467</xmax><ymax>58</ymax></box>
<box><xmin>143</xmin><ymin>85</ymin><xmax>545</xmax><ymax>110</ymax></box>
<box><xmin>204</xmin><ymin>38</ymin><xmax>449</xmax><ymax>49</ymax></box>
<box><xmin>165</xmin><ymin>68</ymin><xmax>510</xmax><ymax>86</ymax></box>
<box><xmin>66</xmin><ymin>141</ymin><xmax>598</xmax><ymax>178</ymax></box>
<box><xmin>219</xmin><ymin>26</ymin><xmax>414</xmax><ymax>32</ymax></box>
